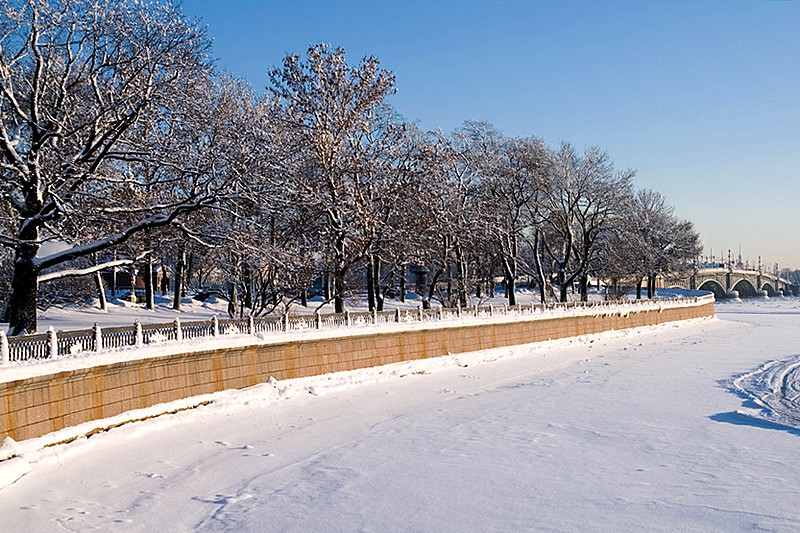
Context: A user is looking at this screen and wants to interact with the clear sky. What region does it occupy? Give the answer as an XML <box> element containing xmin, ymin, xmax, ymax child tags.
<box><xmin>182</xmin><ymin>0</ymin><xmax>800</xmax><ymax>269</ymax></box>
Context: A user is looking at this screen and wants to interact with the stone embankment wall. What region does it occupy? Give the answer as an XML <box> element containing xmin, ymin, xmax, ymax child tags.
<box><xmin>1</xmin><ymin>299</ymin><xmax>714</xmax><ymax>442</ymax></box>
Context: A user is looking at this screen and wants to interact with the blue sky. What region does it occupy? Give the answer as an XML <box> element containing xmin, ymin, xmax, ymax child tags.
<box><xmin>182</xmin><ymin>0</ymin><xmax>800</xmax><ymax>269</ymax></box>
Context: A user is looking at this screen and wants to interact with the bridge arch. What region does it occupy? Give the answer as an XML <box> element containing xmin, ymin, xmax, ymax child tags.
<box><xmin>760</xmin><ymin>282</ymin><xmax>776</xmax><ymax>297</ymax></box>
<box><xmin>698</xmin><ymin>280</ymin><xmax>726</xmax><ymax>299</ymax></box>
<box><xmin>732</xmin><ymin>279</ymin><xmax>757</xmax><ymax>298</ymax></box>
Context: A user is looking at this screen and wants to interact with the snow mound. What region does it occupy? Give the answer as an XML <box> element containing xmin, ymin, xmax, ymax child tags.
<box><xmin>731</xmin><ymin>354</ymin><xmax>800</xmax><ymax>429</ymax></box>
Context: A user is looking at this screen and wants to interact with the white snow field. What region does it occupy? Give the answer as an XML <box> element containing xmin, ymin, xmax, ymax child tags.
<box><xmin>2</xmin><ymin>298</ymin><xmax>800</xmax><ymax>532</ymax></box>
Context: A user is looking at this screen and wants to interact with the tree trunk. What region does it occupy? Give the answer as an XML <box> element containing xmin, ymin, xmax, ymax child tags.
<box><xmin>454</xmin><ymin>245</ymin><xmax>468</xmax><ymax>307</ymax></box>
<box><xmin>333</xmin><ymin>232</ymin><xmax>348</xmax><ymax>314</ymax></box>
<box><xmin>228</xmin><ymin>281</ymin><xmax>238</xmax><ymax>318</ymax></box>
<box><xmin>94</xmin><ymin>271</ymin><xmax>107</xmax><ymax>312</ymax></box>
<box><xmin>609</xmin><ymin>278</ymin><xmax>618</xmax><ymax>300</ymax></box>
<box><xmin>333</xmin><ymin>268</ymin><xmax>346</xmax><ymax>314</ymax></box>
<box><xmin>183</xmin><ymin>253</ymin><xmax>192</xmax><ymax>297</ymax></box>
<box><xmin>399</xmin><ymin>264</ymin><xmax>406</xmax><ymax>303</ymax></box>
<box><xmin>579</xmin><ymin>272</ymin><xmax>588</xmax><ymax>302</ymax></box>
<box><xmin>130</xmin><ymin>268</ymin><xmax>138</xmax><ymax>303</ymax></box>
<box><xmin>506</xmin><ymin>275</ymin><xmax>516</xmax><ymax>305</ymax></box>
<box><xmin>160</xmin><ymin>269</ymin><xmax>169</xmax><ymax>295</ymax></box>
<box><xmin>503</xmin><ymin>257</ymin><xmax>517</xmax><ymax>306</ymax></box>
<box><xmin>144</xmin><ymin>256</ymin><xmax>154</xmax><ymax>311</ymax></box>
<box><xmin>111</xmin><ymin>252</ymin><xmax>118</xmax><ymax>299</ymax></box>
<box><xmin>373</xmin><ymin>255</ymin><xmax>384</xmax><ymax>311</ymax></box>
<box><xmin>266</xmin><ymin>269</ymin><xmax>279</xmax><ymax>306</ymax></box>
<box><xmin>366</xmin><ymin>257</ymin><xmax>376</xmax><ymax>312</ymax></box>
<box><xmin>173</xmin><ymin>249</ymin><xmax>185</xmax><ymax>311</ymax></box>
<box><xmin>323</xmin><ymin>271</ymin><xmax>331</xmax><ymax>301</ymax></box>
<box><xmin>532</xmin><ymin>232</ymin><xmax>548</xmax><ymax>304</ymax></box>
<box><xmin>6</xmin><ymin>250</ymin><xmax>40</xmax><ymax>335</ymax></box>
<box><xmin>636</xmin><ymin>278</ymin><xmax>643</xmax><ymax>300</ymax></box>
<box><xmin>242</xmin><ymin>262</ymin><xmax>253</xmax><ymax>311</ymax></box>
<box><xmin>424</xmin><ymin>269</ymin><xmax>443</xmax><ymax>310</ymax></box>
<box><xmin>648</xmin><ymin>274</ymin><xmax>657</xmax><ymax>299</ymax></box>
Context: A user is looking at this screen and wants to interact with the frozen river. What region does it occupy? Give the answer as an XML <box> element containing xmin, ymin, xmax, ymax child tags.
<box><xmin>1</xmin><ymin>298</ymin><xmax>799</xmax><ymax>532</ymax></box>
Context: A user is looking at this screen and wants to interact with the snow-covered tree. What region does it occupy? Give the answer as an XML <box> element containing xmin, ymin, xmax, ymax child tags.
<box><xmin>0</xmin><ymin>0</ymin><xmax>242</xmax><ymax>334</ymax></box>
<box><xmin>536</xmin><ymin>144</ymin><xmax>632</xmax><ymax>302</ymax></box>
<box><xmin>267</xmin><ymin>44</ymin><xmax>396</xmax><ymax>313</ymax></box>
<box><xmin>462</xmin><ymin>122</ymin><xmax>550</xmax><ymax>305</ymax></box>
<box><xmin>602</xmin><ymin>189</ymin><xmax>701</xmax><ymax>299</ymax></box>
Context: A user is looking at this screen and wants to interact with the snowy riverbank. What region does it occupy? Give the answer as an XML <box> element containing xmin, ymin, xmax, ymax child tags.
<box><xmin>1</xmin><ymin>298</ymin><xmax>799</xmax><ymax>531</ymax></box>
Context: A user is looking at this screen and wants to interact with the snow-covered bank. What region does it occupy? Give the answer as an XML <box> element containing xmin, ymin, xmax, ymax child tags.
<box><xmin>0</xmin><ymin>299</ymin><xmax>799</xmax><ymax>531</ymax></box>
<box><xmin>0</xmin><ymin>296</ymin><xmax>708</xmax><ymax>384</ymax></box>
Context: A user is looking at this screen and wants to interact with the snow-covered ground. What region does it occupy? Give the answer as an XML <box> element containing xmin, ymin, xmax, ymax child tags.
<box><xmin>9</xmin><ymin>287</ymin><xmax>687</xmax><ymax>333</ymax></box>
<box><xmin>1</xmin><ymin>297</ymin><xmax>799</xmax><ymax>531</ymax></box>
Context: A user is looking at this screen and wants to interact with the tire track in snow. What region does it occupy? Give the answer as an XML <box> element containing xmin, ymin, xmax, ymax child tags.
<box><xmin>731</xmin><ymin>354</ymin><xmax>800</xmax><ymax>429</ymax></box>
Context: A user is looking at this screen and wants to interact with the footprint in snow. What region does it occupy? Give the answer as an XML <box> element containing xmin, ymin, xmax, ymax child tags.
<box><xmin>135</xmin><ymin>471</ymin><xmax>165</xmax><ymax>479</ymax></box>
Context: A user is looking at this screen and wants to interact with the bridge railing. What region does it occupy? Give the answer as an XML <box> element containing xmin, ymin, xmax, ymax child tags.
<box><xmin>0</xmin><ymin>296</ymin><xmax>711</xmax><ymax>366</ymax></box>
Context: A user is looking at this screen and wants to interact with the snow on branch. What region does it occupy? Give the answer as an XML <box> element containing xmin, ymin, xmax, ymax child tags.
<box><xmin>33</xmin><ymin>205</ymin><xmax>209</xmax><ymax>271</ymax></box>
<box><xmin>37</xmin><ymin>258</ymin><xmax>136</xmax><ymax>283</ymax></box>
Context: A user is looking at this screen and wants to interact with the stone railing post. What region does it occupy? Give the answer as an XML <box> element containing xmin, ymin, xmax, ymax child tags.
<box><xmin>437</xmin><ymin>307</ymin><xmax>443</xmax><ymax>320</ymax></box>
<box><xmin>417</xmin><ymin>305</ymin><xmax>423</xmax><ymax>322</ymax></box>
<box><xmin>211</xmin><ymin>315</ymin><xmax>219</xmax><ymax>337</ymax></box>
<box><xmin>345</xmin><ymin>310</ymin><xmax>352</xmax><ymax>327</ymax></box>
<box><xmin>248</xmin><ymin>315</ymin><xmax>255</xmax><ymax>335</ymax></box>
<box><xmin>92</xmin><ymin>322</ymin><xmax>102</xmax><ymax>352</ymax></box>
<box><xmin>373</xmin><ymin>308</ymin><xmax>378</xmax><ymax>325</ymax></box>
<box><xmin>457</xmin><ymin>304</ymin><xmax>462</xmax><ymax>318</ymax></box>
<box><xmin>395</xmin><ymin>308</ymin><xmax>401</xmax><ymax>323</ymax></box>
<box><xmin>0</xmin><ymin>330</ymin><xmax>9</xmax><ymax>366</ymax></box>
<box><xmin>48</xmin><ymin>326</ymin><xmax>58</xmax><ymax>359</ymax></box>
<box><xmin>489</xmin><ymin>304</ymin><xmax>494</xmax><ymax>317</ymax></box>
<box><xmin>174</xmin><ymin>317</ymin><xmax>182</xmax><ymax>342</ymax></box>
<box><xmin>316</xmin><ymin>312</ymin><xmax>322</xmax><ymax>330</ymax></box>
<box><xmin>135</xmin><ymin>320</ymin><xmax>143</xmax><ymax>348</ymax></box>
<box><xmin>283</xmin><ymin>313</ymin><xmax>290</xmax><ymax>332</ymax></box>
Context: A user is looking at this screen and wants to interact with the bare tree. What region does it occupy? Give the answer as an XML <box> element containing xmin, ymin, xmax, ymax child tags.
<box><xmin>411</xmin><ymin>129</ymin><xmax>485</xmax><ymax>309</ymax></box>
<box><xmin>0</xmin><ymin>1</ymin><xmax>257</xmax><ymax>334</ymax></box>
<box><xmin>267</xmin><ymin>44</ymin><xmax>396</xmax><ymax>313</ymax></box>
<box><xmin>571</xmin><ymin>150</ymin><xmax>633</xmax><ymax>300</ymax></box>
<box><xmin>602</xmin><ymin>189</ymin><xmax>701</xmax><ymax>299</ymax></box>
<box><xmin>536</xmin><ymin>144</ymin><xmax>632</xmax><ymax>302</ymax></box>
<box><xmin>462</xmin><ymin>122</ymin><xmax>550</xmax><ymax>305</ymax></box>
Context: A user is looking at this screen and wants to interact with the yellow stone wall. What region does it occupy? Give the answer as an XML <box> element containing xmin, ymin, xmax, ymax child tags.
<box><xmin>0</xmin><ymin>301</ymin><xmax>714</xmax><ymax>442</ymax></box>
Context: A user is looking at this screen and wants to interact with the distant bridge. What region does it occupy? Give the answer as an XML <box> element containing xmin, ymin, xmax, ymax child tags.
<box><xmin>663</xmin><ymin>267</ymin><xmax>799</xmax><ymax>299</ymax></box>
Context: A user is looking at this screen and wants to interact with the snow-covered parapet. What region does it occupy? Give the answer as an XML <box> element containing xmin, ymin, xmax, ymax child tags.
<box><xmin>0</xmin><ymin>296</ymin><xmax>713</xmax><ymax>371</ymax></box>
<box><xmin>0</xmin><ymin>331</ymin><xmax>8</xmax><ymax>366</ymax></box>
